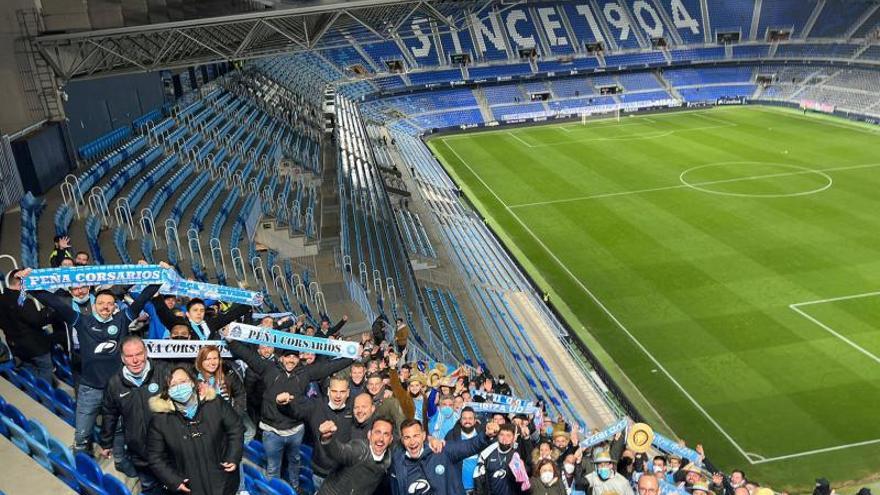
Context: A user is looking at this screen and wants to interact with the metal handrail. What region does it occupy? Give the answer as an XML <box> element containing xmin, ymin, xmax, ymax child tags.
<box><xmin>114</xmin><ymin>197</ymin><xmax>135</xmax><ymax>239</ymax></box>
<box><xmin>164</xmin><ymin>218</ymin><xmax>183</xmax><ymax>261</ymax></box>
<box><xmin>230</xmin><ymin>247</ymin><xmax>247</xmax><ymax>283</ymax></box>
<box><xmin>209</xmin><ymin>237</ymin><xmax>227</xmax><ymax>280</ymax></box>
<box><xmin>186</xmin><ymin>228</ymin><xmax>205</xmax><ymax>268</ymax></box>
<box><xmin>139</xmin><ymin>208</ymin><xmax>157</xmax><ymax>247</ymax></box>
<box><xmin>88</xmin><ymin>186</ymin><xmax>111</xmax><ymax>226</ymax></box>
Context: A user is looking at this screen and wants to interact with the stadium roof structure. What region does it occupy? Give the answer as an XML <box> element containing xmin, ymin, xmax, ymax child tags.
<box><xmin>32</xmin><ymin>0</ymin><xmax>510</xmax><ymax>80</ymax></box>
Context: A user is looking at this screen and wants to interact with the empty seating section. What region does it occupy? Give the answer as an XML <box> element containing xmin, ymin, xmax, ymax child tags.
<box><xmin>409</xmin><ymin>69</ymin><xmax>464</xmax><ymax>86</ymax></box>
<box><xmin>469</xmin><ymin>63</ymin><xmax>532</xmax><ymax>79</ymax></box>
<box><xmin>396</xmin><ymin>208</ymin><xmax>437</xmax><ymax>258</ymax></box>
<box><xmin>492</xmin><ymin>102</ymin><xmax>545</xmax><ymax>121</ymax></box>
<box><xmin>321</xmin><ymin>45</ymin><xmax>374</xmax><ymax>72</ymax></box>
<box><xmin>411</xmin><ymin>109</ymin><xmax>485</xmax><ymax>129</ymax></box>
<box><xmin>678</xmin><ymin>84</ymin><xmax>755</xmax><ymax>101</ymax></box>
<box><xmin>775</xmin><ymin>43</ymin><xmax>859</xmax><ymax>59</ymax></box>
<box><xmin>383</xmin><ymin>89</ymin><xmax>477</xmax><ymax>114</ymax></box>
<box><xmin>616</xmin><ymin>72</ymin><xmax>661</xmax><ymax>91</ymax></box>
<box><xmin>663</xmin><ymin>67</ymin><xmax>753</xmax><ymax>86</ymax></box>
<box><xmin>851</xmin><ymin>8</ymin><xmax>880</xmax><ymax>38</ymax></box>
<box><xmin>537</xmin><ymin>57</ymin><xmax>600</xmax><ymax>73</ymax></box>
<box><xmin>552</xmin><ymin>78</ymin><xmax>594</xmax><ymax>98</ymax></box>
<box><xmin>757</xmin><ymin>0</ymin><xmax>812</xmax><ymax>37</ymax></box>
<box><xmin>603</xmin><ymin>51</ymin><xmax>666</xmax><ymax>67</ymax></box>
<box><xmin>733</xmin><ymin>44</ymin><xmax>769</xmax><ymax>58</ymax></box>
<box><xmin>709</xmin><ymin>0</ymin><xmax>755</xmax><ymax>33</ymax></box>
<box><xmin>77</xmin><ymin>126</ymin><xmax>131</xmax><ymax>162</ymax></box>
<box><xmin>810</xmin><ymin>1</ymin><xmax>873</xmax><ymax>37</ymax></box>
<box><xmin>669</xmin><ymin>46</ymin><xmax>725</xmax><ymax>62</ymax></box>
<box><xmin>361</xmin><ymin>40</ymin><xmax>405</xmax><ymax>68</ymax></box>
<box><xmin>827</xmin><ymin>69</ymin><xmax>880</xmax><ymax>93</ymax></box>
<box><xmin>336</xmin><ymin>97</ymin><xmax>458</xmax><ymax>362</ymax></box>
<box><xmin>859</xmin><ymin>45</ymin><xmax>880</xmax><ymax>61</ymax></box>
<box><xmin>374</xmin><ymin>75</ymin><xmax>407</xmax><ymax>90</ymax></box>
<box><xmin>484</xmin><ymin>85</ymin><xmax>525</xmax><ymax>105</ymax></box>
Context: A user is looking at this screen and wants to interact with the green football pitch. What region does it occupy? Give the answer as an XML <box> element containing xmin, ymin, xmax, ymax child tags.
<box><xmin>428</xmin><ymin>105</ymin><xmax>880</xmax><ymax>490</ymax></box>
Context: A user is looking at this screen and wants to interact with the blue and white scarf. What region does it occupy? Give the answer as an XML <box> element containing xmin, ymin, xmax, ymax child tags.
<box><xmin>465</xmin><ymin>401</ymin><xmax>538</xmax><ymax>415</ymax></box>
<box><xmin>225</xmin><ymin>322</ymin><xmax>361</xmax><ymax>359</ymax></box>
<box><xmin>19</xmin><ymin>264</ymin><xmax>262</xmax><ymax>307</ymax></box>
<box><xmin>578</xmin><ymin>418</ymin><xmax>628</xmax><ymax>450</ymax></box>
<box><xmin>471</xmin><ymin>390</ymin><xmax>534</xmax><ymax>408</ymax></box>
<box><xmin>144</xmin><ymin>339</ymin><xmax>233</xmax><ymax>359</ymax></box>
<box><xmin>652</xmin><ymin>431</ymin><xmax>703</xmax><ymax>466</ymax></box>
<box><xmin>252</xmin><ymin>312</ymin><xmax>293</xmax><ymax>320</ymax></box>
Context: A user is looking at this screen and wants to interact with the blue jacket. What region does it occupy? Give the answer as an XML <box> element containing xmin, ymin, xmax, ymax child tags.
<box><xmin>390</xmin><ymin>432</ymin><xmax>490</xmax><ymax>495</ymax></box>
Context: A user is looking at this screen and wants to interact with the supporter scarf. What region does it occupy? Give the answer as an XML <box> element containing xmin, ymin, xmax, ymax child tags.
<box><xmin>19</xmin><ymin>264</ymin><xmax>262</xmax><ymax>307</ymax></box>
<box><xmin>471</xmin><ymin>390</ymin><xmax>535</xmax><ymax>408</ymax></box>
<box><xmin>19</xmin><ymin>264</ymin><xmax>164</xmax><ymax>304</ymax></box>
<box><xmin>578</xmin><ymin>418</ymin><xmax>628</xmax><ymax>450</ymax></box>
<box><xmin>144</xmin><ymin>339</ymin><xmax>233</xmax><ymax>359</ymax></box>
<box><xmin>652</xmin><ymin>432</ymin><xmax>703</xmax><ymax>467</ymax></box>
<box><xmin>465</xmin><ymin>401</ymin><xmax>537</xmax><ymax>415</ymax></box>
<box><xmin>122</xmin><ymin>361</ymin><xmax>152</xmax><ymax>387</ymax></box>
<box><xmin>225</xmin><ymin>322</ymin><xmax>361</xmax><ymax>359</ymax></box>
<box><xmin>252</xmin><ymin>312</ymin><xmax>293</xmax><ymax>320</ymax></box>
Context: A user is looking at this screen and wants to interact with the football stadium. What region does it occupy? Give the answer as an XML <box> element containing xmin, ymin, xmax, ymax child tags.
<box><xmin>0</xmin><ymin>0</ymin><xmax>879</xmax><ymax>494</ymax></box>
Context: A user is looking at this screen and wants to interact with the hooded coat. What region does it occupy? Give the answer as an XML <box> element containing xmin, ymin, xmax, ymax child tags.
<box><xmin>147</xmin><ymin>387</ymin><xmax>244</xmax><ymax>495</ymax></box>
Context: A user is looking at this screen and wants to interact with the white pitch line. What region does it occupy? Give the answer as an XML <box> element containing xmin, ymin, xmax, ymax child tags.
<box><xmin>751</xmin><ymin>438</ymin><xmax>880</xmax><ymax>464</ymax></box>
<box><xmin>790</xmin><ymin>305</ymin><xmax>880</xmax><ymax>365</ymax></box>
<box><xmin>509</xmin><ymin>161</ymin><xmax>880</xmax><ymax>208</ymax></box>
<box><xmin>523</xmin><ymin>122</ymin><xmax>735</xmax><ymax>148</ymax></box>
<box><xmin>750</xmin><ymin>106</ymin><xmax>880</xmax><ymax>137</ymax></box>
<box><xmin>440</xmin><ymin>141</ymin><xmax>757</xmax><ymax>464</ymax></box>
<box><xmin>507</xmin><ymin>131</ymin><xmax>534</xmax><ymax>148</ymax></box>
<box><xmin>792</xmin><ymin>290</ymin><xmax>880</xmax><ymax>307</ymax></box>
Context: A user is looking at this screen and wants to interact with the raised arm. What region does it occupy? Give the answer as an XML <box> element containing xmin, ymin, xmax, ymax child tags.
<box><xmin>224</xmin><ymin>338</ymin><xmax>273</xmax><ymax>375</ymax></box>
<box><xmin>150</xmin><ymin>293</ymin><xmax>182</xmax><ymax>328</ymax></box>
<box><xmin>30</xmin><ymin>290</ymin><xmax>79</xmax><ymax>326</ymax></box>
<box><xmin>304</xmin><ymin>356</ymin><xmax>354</xmax><ymax>382</ymax></box>
<box><xmin>207</xmin><ymin>303</ymin><xmax>252</xmax><ymax>336</ymax></box>
<box><xmin>126</xmin><ymin>283</ymin><xmax>162</xmax><ymax>320</ymax></box>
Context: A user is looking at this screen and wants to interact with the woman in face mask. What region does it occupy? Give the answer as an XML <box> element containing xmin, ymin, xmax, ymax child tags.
<box><xmin>146</xmin><ymin>366</ymin><xmax>244</xmax><ymax>495</ymax></box>
<box><xmin>531</xmin><ymin>458</ymin><xmax>568</xmax><ymax>495</ymax></box>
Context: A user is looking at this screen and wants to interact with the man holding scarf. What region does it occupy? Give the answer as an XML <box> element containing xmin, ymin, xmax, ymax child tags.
<box><xmin>151</xmin><ymin>293</ymin><xmax>251</xmax><ymax>340</ymax></box>
<box><xmin>23</xmin><ymin>266</ymin><xmax>163</xmax><ymax>455</ymax></box>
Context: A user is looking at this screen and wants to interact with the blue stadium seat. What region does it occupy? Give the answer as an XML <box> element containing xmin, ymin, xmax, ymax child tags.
<box><xmin>243</xmin><ymin>462</ymin><xmax>267</xmax><ymax>483</ymax></box>
<box><xmin>76</xmin><ymin>452</ymin><xmax>107</xmax><ymax>494</ymax></box>
<box><xmin>269</xmin><ymin>478</ymin><xmax>298</xmax><ymax>495</ymax></box>
<box><xmin>101</xmin><ymin>473</ymin><xmax>131</xmax><ymax>495</ymax></box>
<box><xmin>2</xmin><ymin>416</ymin><xmax>31</xmax><ymax>453</ymax></box>
<box><xmin>244</xmin><ymin>439</ymin><xmax>267</xmax><ymax>468</ymax></box>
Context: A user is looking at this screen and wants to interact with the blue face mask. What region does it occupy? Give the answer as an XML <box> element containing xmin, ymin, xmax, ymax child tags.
<box><xmin>168</xmin><ymin>383</ymin><xmax>194</xmax><ymax>403</ymax></box>
<box><xmin>545</xmin><ymin>426</ymin><xmax>554</xmax><ymax>436</ymax></box>
<box><xmin>597</xmin><ymin>467</ymin><xmax>613</xmax><ymax>481</ymax></box>
<box><xmin>440</xmin><ymin>406</ymin><xmax>454</xmax><ymax>417</ymax></box>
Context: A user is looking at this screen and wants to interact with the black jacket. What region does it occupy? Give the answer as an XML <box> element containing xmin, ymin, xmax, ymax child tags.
<box><xmin>99</xmin><ymin>360</ymin><xmax>171</xmax><ymax>466</ymax></box>
<box><xmin>34</xmin><ymin>284</ymin><xmax>161</xmax><ymax>388</ymax></box>
<box><xmin>317</xmin><ymin>438</ymin><xmax>391</xmax><ymax>495</ymax></box>
<box><xmin>282</xmin><ymin>397</ymin><xmax>354</xmax><ymax>476</ymax></box>
<box><xmin>147</xmin><ymin>388</ymin><xmax>244</xmax><ymax>495</ymax></box>
<box><xmin>226</xmin><ymin>339</ymin><xmax>353</xmax><ymax>431</ymax></box>
<box><xmin>152</xmin><ymin>295</ymin><xmax>252</xmax><ymax>340</ymax></box>
<box><xmin>0</xmin><ymin>289</ymin><xmax>53</xmax><ymax>359</ymax></box>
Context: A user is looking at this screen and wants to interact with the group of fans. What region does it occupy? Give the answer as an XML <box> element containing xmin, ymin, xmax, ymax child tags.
<box><xmin>0</xmin><ymin>242</ymin><xmax>857</xmax><ymax>495</ymax></box>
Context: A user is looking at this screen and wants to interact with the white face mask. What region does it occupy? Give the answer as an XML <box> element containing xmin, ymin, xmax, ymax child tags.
<box><xmin>540</xmin><ymin>472</ymin><xmax>555</xmax><ymax>485</ymax></box>
<box><xmin>564</xmin><ymin>463</ymin><xmax>575</xmax><ymax>474</ymax></box>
